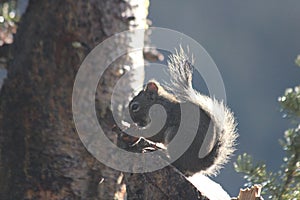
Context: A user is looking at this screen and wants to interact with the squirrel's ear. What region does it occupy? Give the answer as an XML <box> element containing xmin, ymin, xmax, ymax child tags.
<box><xmin>145</xmin><ymin>82</ymin><xmax>159</xmax><ymax>93</ymax></box>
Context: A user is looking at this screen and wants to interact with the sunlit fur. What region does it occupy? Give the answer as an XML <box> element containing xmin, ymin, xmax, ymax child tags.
<box><xmin>167</xmin><ymin>47</ymin><xmax>238</xmax><ymax>176</ymax></box>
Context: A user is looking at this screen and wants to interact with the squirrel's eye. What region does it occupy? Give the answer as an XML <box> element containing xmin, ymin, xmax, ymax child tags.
<box><xmin>130</xmin><ymin>102</ymin><xmax>140</xmax><ymax>112</ymax></box>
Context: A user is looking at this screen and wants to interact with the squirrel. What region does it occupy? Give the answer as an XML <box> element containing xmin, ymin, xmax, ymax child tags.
<box><xmin>128</xmin><ymin>48</ymin><xmax>238</xmax><ymax>177</ymax></box>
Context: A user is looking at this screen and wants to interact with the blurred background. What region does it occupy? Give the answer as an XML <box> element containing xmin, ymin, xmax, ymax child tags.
<box><xmin>149</xmin><ymin>0</ymin><xmax>300</xmax><ymax>196</ymax></box>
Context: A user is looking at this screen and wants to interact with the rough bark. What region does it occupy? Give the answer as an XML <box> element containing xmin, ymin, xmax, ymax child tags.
<box><xmin>124</xmin><ymin>163</ymin><xmax>206</xmax><ymax>200</ymax></box>
<box><xmin>0</xmin><ymin>0</ymin><xmax>148</xmax><ymax>199</ymax></box>
<box><xmin>0</xmin><ymin>1</ymin><xmax>221</xmax><ymax>199</ymax></box>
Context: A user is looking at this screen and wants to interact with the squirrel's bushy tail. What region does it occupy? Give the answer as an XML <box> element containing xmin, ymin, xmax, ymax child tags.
<box><xmin>167</xmin><ymin>47</ymin><xmax>195</xmax><ymax>101</ymax></box>
<box><xmin>167</xmin><ymin>47</ymin><xmax>238</xmax><ymax>176</ymax></box>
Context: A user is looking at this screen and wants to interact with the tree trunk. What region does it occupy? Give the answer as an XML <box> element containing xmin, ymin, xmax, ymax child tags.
<box><xmin>0</xmin><ymin>0</ymin><xmax>148</xmax><ymax>199</ymax></box>
<box><xmin>0</xmin><ymin>1</ymin><xmax>223</xmax><ymax>199</ymax></box>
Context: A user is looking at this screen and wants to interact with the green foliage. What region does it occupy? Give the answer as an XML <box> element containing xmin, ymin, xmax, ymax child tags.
<box><xmin>234</xmin><ymin>55</ymin><xmax>300</xmax><ymax>200</ymax></box>
<box><xmin>278</xmin><ymin>86</ymin><xmax>300</xmax><ymax>119</ymax></box>
<box><xmin>0</xmin><ymin>1</ymin><xmax>18</xmax><ymax>46</ymax></box>
<box><xmin>295</xmin><ymin>55</ymin><xmax>300</xmax><ymax>67</ymax></box>
<box><xmin>0</xmin><ymin>1</ymin><xmax>19</xmax><ymax>23</ymax></box>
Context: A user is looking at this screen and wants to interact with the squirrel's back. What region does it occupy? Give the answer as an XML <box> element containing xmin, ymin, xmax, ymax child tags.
<box><xmin>167</xmin><ymin>48</ymin><xmax>238</xmax><ymax>176</ymax></box>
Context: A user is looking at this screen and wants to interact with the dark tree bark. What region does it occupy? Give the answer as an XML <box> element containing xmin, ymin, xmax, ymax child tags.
<box><xmin>0</xmin><ymin>1</ymin><xmax>217</xmax><ymax>199</ymax></box>
<box><xmin>0</xmin><ymin>0</ymin><xmax>148</xmax><ymax>199</ymax></box>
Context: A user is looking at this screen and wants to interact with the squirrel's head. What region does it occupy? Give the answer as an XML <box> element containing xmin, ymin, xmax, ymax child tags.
<box><xmin>129</xmin><ymin>82</ymin><xmax>160</xmax><ymax>127</ymax></box>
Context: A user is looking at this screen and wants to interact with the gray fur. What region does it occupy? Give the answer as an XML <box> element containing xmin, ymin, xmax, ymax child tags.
<box><xmin>167</xmin><ymin>47</ymin><xmax>238</xmax><ymax>176</ymax></box>
<box><xmin>129</xmin><ymin>48</ymin><xmax>238</xmax><ymax>176</ymax></box>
